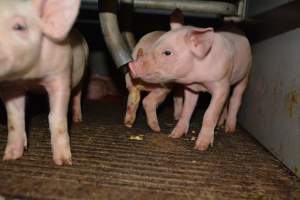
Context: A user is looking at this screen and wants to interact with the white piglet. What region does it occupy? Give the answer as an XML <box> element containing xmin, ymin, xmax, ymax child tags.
<box><xmin>0</xmin><ymin>0</ymin><xmax>88</xmax><ymax>165</ymax></box>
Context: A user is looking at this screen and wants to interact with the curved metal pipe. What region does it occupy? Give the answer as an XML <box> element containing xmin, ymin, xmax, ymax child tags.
<box><xmin>98</xmin><ymin>0</ymin><xmax>132</xmax><ymax>68</ymax></box>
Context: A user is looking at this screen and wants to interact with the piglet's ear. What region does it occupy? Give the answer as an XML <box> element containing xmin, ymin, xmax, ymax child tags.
<box><xmin>33</xmin><ymin>0</ymin><xmax>81</xmax><ymax>41</ymax></box>
<box><xmin>185</xmin><ymin>27</ymin><xmax>214</xmax><ymax>59</ymax></box>
<box><xmin>170</xmin><ymin>8</ymin><xmax>184</xmax><ymax>30</ymax></box>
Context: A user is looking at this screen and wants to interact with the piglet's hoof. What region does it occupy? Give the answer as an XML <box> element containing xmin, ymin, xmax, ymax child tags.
<box><xmin>124</xmin><ymin>122</ymin><xmax>133</xmax><ymax>128</ymax></box>
<box><xmin>3</xmin><ymin>136</ymin><xmax>27</xmax><ymax>161</ymax></box>
<box><xmin>194</xmin><ymin>131</ymin><xmax>214</xmax><ymax>151</ymax></box>
<box><xmin>3</xmin><ymin>146</ymin><xmax>24</xmax><ymax>161</ymax></box>
<box><xmin>54</xmin><ymin>158</ymin><xmax>72</xmax><ymax>166</ymax></box>
<box><xmin>72</xmin><ymin>112</ymin><xmax>82</xmax><ymax>123</ymax></box>
<box><xmin>168</xmin><ymin>122</ymin><xmax>188</xmax><ymax>138</ymax></box>
<box><xmin>53</xmin><ymin>151</ymin><xmax>72</xmax><ymax>166</ymax></box>
<box><xmin>225</xmin><ymin>122</ymin><xmax>236</xmax><ymax>134</ymax></box>
<box><xmin>124</xmin><ymin>115</ymin><xmax>134</xmax><ymax>128</ymax></box>
<box><xmin>168</xmin><ymin>128</ymin><xmax>186</xmax><ymax>138</ymax></box>
<box><xmin>174</xmin><ymin>112</ymin><xmax>181</xmax><ymax>121</ymax></box>
<box><xmin>52</xmin><ymin>140</ymin><xmax>72</xmax><ymax>165</ymax></box>
<box><xmin>148</xmin><ymin>121</ymin><xmax>161</xmax><ymax>132</ymax></box>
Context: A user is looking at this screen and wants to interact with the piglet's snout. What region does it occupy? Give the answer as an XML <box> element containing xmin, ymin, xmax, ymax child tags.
<box><xmin>0</xmin><ymin>47</ymin><xmax>5</xmax><ymax>60</ymax></box>
<box><xmin>128</xmin><ymin>61</ymin><xmax>139</xmax><ymax>78</ymax></box>
<box><xmin>0</xmin><ymin>47</ymin><xmax>10</xmax><ymax>68</ymax></box>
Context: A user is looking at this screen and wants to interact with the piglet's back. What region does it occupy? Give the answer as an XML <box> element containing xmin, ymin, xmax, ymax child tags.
<box><xmin>69</xmin><ymin>29</ymin><xmax>89</xmax><ymax>88</ymax></box>
<box><xmin>218</xmin><ymin>27</ymin><xmax>252</xmax><ymax>84</ymax></box>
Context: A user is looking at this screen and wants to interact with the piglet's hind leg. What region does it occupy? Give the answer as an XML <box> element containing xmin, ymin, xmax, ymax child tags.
<box><xmin>195</xmin><ymin>86</ymin><xmax>229</xmax><ymax>151</ymax></box>
<box><xmin>225</xmin><ymin>75</ymin><xmax>249</xmax><ymax>133</ymax></box>
<box><xmin>143</xmin><ymin>88</ymin><xmax>170</xmax><ymax>132</ymax></box>
<box><xmin>72</xmin><ymin>86</ymin><xmax>83</xmax><ymax>123</ymax></box>
<box><xmin>169</xmin><ymin>89</ymin><xmax>199</xmax><ymax>138</ymax></box>
<box><xmin>173</xmin><ymin>89</ymin><xmax>183</xmax><ymax>120</ymax></box>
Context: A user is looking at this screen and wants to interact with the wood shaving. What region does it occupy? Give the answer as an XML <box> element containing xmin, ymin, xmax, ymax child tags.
<box><xmin>129</xmin><ymin>135</ymin><xmax>144</xmax><ymax>141</ymax></box>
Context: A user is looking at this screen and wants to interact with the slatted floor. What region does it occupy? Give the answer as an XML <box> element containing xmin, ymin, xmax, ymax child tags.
<box><xmin>0</xmin><ymin>98</ymin><xmax>299</xmax><ymax>200</ymax></box>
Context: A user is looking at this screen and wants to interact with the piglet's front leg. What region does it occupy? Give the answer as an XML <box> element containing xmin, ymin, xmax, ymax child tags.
<box><xmin>195</xmin><ymin>85</ymin><xmax>229</xmax><ymax>151</ymax></box>
<box><xmin>169</xmin><ymin>88</ymin><xmax>199</xmax><ymax>138</ymax></box>
<box><xmin>173</xmin><ymin>90</ymin><xmax>183</xmax><ymax>120</ymax></box>
<box><xmin>1</xmin><ymin>89</ymin><xmax>27</xmax><ymax>161</ymax></box>
<box><xmin>45</xmin><ymin>74</ymin><xmax>72</xmax><ymax>165</ymax></box>
<box><xmin>124</xmin><ymin>86</ymin><xmax>141</xmax><ymax>128</ymax></box>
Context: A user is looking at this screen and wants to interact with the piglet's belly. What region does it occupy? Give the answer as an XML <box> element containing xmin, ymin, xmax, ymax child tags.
<box><xmin>0</xmin><ymin>80</ymin><xmax>46</xmax><ymax>94</ymax></box>
<box><xmin>186</xmin><ymin>83</ymin><xmax>208</xmax><ymax>93</ymax></box>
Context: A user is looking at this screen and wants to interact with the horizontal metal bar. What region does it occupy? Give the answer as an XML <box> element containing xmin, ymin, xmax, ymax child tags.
<box><xmin>81</xmin><ymin>0</ymin><xmax>98</xmax><ymax>10</ymax></box>
<box><xmin>120</xmin><ymin>0</ymin><xmax>238</xmax><ymax>16</ymax></box>
<box><xmin>76</xmin><ymin>19</ymin><xmax>100</xmax><ymax>24</ymax></box>
<box><xmin>133</xmin><ymin>8</ymin><xmax>220</xmax><ymax>18</ymax></box>
<box><xmin>82</xmin><ymin>0</ymin><xmax>97</xmax><ymax>3</ymax></box>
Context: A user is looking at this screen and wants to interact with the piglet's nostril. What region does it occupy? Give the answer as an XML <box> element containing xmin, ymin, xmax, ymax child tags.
<box><xmin>137</xmin><ymin>48</ymin><xmax>144</xmax><ymax>58</ymax></box>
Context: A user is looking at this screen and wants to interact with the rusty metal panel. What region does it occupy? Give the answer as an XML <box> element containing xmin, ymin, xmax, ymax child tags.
<box><xmin>239</xmin><ymin>27</ymin><xmax>300</xmax><ymax>177</ymax></box>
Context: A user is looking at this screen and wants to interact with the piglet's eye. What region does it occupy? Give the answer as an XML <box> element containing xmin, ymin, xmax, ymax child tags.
<box><xmin>163</xmin><ymin>50</ymin><xmax>172</xmax><ymax>56</ymax></box>
<box><xmin>13</xmin><ymin>23</ymin><xmax>27</xmax><ymax>31</ymax></box>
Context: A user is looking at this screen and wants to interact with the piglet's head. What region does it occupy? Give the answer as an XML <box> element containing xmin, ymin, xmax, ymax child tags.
<box><xmin>129</xmin><ymin>26</ymin><xmax>214</xmax><ymax>84</ymax></box>
<box><xmin>128</xmin><ymin>44</ymin><xmax>177</xmax><ymax>83</ymax></box>
<box><xmin>0</xmin><ymin>0</ymin><xmax>80</xmax><ymax>80</ymax></box>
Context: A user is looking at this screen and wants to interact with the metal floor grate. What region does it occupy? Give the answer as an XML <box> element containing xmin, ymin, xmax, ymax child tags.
<box><xmin>0</xmin><ymin>99</ymin><xmax>299</xmax><ymax>200</ymax></box>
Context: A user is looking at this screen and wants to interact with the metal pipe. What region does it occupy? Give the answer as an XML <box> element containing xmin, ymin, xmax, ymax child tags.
<box><xmin>99</xmin><ymin>0</ymin><xmax>132</xmax><ymax>68</ymax></box>
<box><xmin>120</xmin><ymin>0</ymin><xmax>237</xmax><ymax>16</ymax></box>
<box><xmin>119</xmin><ymin>1</ymin><xmax>136</xmax><ymax>51</ymax></box>
<box><xmin>122</xmin><ymin>32</ymin><xmax>136</xmax><ymax>51</ymax></box>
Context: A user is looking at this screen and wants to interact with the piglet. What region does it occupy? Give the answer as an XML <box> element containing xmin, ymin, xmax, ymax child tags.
<box><xmin>0</xmin><ymin>0</ymin><xmax>88</xmax><ymax>165</ymax></box>
<box><xmin>124</xmin><ymin>9</ymin><xmax>184</xmax><ymax>132</ymax></box>
<box><xmin>129</xmin><ymin>10</ymin><xmax>252</xmax><ymax>150</ymax></box>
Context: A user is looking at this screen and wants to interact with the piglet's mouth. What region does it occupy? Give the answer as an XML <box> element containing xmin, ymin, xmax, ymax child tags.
<box><xmin>140</xmin><ymin>72</ymin><xmax>166</xmax><ymax>84</ymax></box>
<box><xmin>128</xmin><ymin>61</ymin><xmax>165</xmax><ymax>83</ymax></box>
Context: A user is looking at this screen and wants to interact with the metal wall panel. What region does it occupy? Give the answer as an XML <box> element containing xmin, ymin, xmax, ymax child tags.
<box><xmin>247</xmin><ymin>0</ymin><xmax>289</xmax><ymax>16</ymax></box>
<box><xmin>239</xmin><ymin>27</ymin><xmax>300</xmax><ymax>177</ymax></box>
